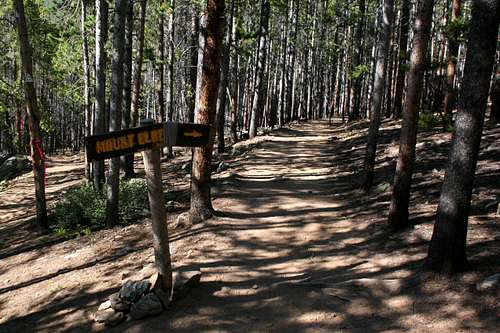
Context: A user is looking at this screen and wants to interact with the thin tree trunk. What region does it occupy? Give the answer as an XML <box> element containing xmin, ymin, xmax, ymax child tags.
<box><xmin>188</xmin><ymin>4</ymin><xmax>200</xmax><ymax>123</ymax></box>
<box><xmin>388</xmin><ymin>0</ymin><xmax>435</xmax><ymax>230</ymax></box>
<box><xmin>13</xmin><ymin>0</ymin><xmax>49</xmax><ymax>231</ymax></box>
<box><xmin>156</xmin><ymin>0</ymin><xmax>166</xmax><ymax>124</ymax></box>
<box><xmin>131</xmin><ymin>0</ymin><xmax>147</xmax><ymax>128</ymax></box>
<box><xmin>93</xmin><ymin>0</ymin><xmax>109</xmax><ymax>190</ymax></box>
<box><xmin>425</xmin><ymin>0</ymin><xmax>500</xmax><ymax>274</ymax></box>
<box><xmin>189</xmin><ymin>0</ymin><xmax>225</xmax><ymax>223</ymax></box>
<box><xmin>442</xmin><ymin>0</ymin><xmax>462</xmax><ymax>121</ymax></box>
<box><xmin>122</xmin><ymin>0</ymin><xmax>135</xmax><ymax>178</ymax></box>
<box><xmin>106</xmin><ymin>0</ymin><xmax>127</xmax><ymax>228</ymax></box>
<box><xmin>393</xmin><ymin>0</ymin><xmax>411</xmax><ymax>119</ymax></box>
<box><xmin>216</xmin><ymin>0</ymin><xmax>235</xmax><ymax>153</ymax></box>
<box><xmin>490</xmin><ymin>62</ymin><xmax>500</xmax><ymax>122</ymax></box>
<box><xmin>249</xmin><ymin>0</ymin><xmax>270</xmax><ymax>139</ymax></box>
<box><xmin>362</xmin><ymin>0</ymin><xmax>394</xmax><ymax>191</ymax></box>
<box><xmin>81</xmin><ymin>0</ymin><xmax>92</xmax><ymax>181</ymax></box>
<box><xmin>229</xmin><ymin>9</ymin><xmax>239</xmax><ymax>144</ymax></box>
<box><xmin>165</xmin><ymin>0</ymin><xmax>176</xmax><ymax>157</ymax></box>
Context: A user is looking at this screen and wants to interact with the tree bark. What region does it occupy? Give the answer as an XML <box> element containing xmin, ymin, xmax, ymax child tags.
<box><xmin>388</xmin><ymin>0</ymin><xmax>435</xmax><ymax>230</ymax></box>
<box><xmin>13</xmin><ymin>0</ymin><xmax>49</xmax><ymax>231</ymax></box>
<box><xmin>189</xmin><ymin>0</ymin><xmax>225</xmax><ymax>223</ymax></box>
<box><xmin>362</xmin><ymin>0</ymin><xmax>394</xmax><ymax>191</ymax></box>
<box><xmin>249</xmin><ymin>0</ymin><xmax>270</xmax><ymax>139</ymax></box>
<box><xmin>143</xmin><ymin>147</ymin><xmax>173</xmax><ymax>293</ymax></box>
<box><xmin>106</xmin><ymin>0</ymin><xmax>127</xmax><ymax>228</ymax></box>
<box><xmin>93</xmin><ymin>0</ymin><xmax>109</xmax><ymax>190</ymax></box>
<box><xmin>425</xmin><ymin>0</ymin><xmax>500</xmax><ymax>274</ymax></box>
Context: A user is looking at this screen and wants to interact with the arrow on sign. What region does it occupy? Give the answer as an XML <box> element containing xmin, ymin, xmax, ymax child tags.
<box><xmin>184</xmin><ymin>130</ymin><xmax>203</xmax><ymax>138</ymax></box>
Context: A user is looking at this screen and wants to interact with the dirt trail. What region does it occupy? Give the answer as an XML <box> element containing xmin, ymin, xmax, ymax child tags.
<box><xmin>0</xmin><ymin>120</ymin><xmax>499</xmax><ymax>332</ymax></box>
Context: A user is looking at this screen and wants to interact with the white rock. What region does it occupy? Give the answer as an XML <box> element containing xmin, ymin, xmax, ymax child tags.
<box><xmin>476</xmin><ymin>273</ymin><xmax>500</xmax><ymax>291</ymax></box>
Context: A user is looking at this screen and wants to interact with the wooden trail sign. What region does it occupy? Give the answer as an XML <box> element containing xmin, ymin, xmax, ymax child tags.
<box><xmin>85</xmin><ymin>122</ymin><xmax>211</xmax><ymax>162</ymax></box>
<box><xmin>84</xmin><ymin>119</ymin><xmax>211</xmax><ymax>296</ymax></box>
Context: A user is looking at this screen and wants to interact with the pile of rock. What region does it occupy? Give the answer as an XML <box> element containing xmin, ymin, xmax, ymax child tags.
<box><xmin>94</xmin><ymin>270</ymin><xmax>201</xmax><ymax>326</ymax></box>
<box><xmin>0</xmin><ymin>155</ymin><xmax>31</xmax><ymax>182</ymax></box>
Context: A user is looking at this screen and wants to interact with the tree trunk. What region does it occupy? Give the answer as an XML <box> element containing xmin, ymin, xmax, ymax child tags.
<box><xmin>13</xmin><ymin>0</ymin><xmax>49</xmax><ymax>231</ymax></box>
<box><xmin>442</xmin><ymin>0</ymin><xmax>462</xmax><ymax>121</ymax></box>
<box><xmin>93</xmin><ymin>0</ymin><xmax>109</xmax><ymax>190</ymax></box>
<box><xmin>131</xmin><ymin>0</ymin><xmax>147</xmax><ymax>128</ymax></box>
<box><xmin>189</xmin><ymin>0</ymin><xmax>225</xmax><ymax>223</ymax></box>
<box><xmin>229</xmin><ymin>10</ymin><xmax>239</xmax><ymax>144</ymax></box>
<box><xmin>216</xmin><ymin>0</ymin><xmax>235</xmax><ymax>153</ymax></box>
<box><xmin>362</xmin><ymin>0</ymin><xmax>394</xmax><ymax>191</ymax></box>
<box><xmin>388</xmin><ymin>0</ymin><xmax>435</xmax><ymax>230</ymax></box>
<box><xmin>489</xmin><ymin>60</ymin><xmax>500</xmax><ymax>122</ymax></box>
<box><xmin>349</xmin><ymin>0</ymin><xmax>366</xmax><ymax>121</ymax></box>
<box><xmin>122</xmin><ymin>0</ymin><xmax>135</xmax><ymax>178</ymax></box>
<box><xmin>393</xmin><ymin>0</ymin><xmax>411</xmax><ymax>119</ymax></box>
<box><xmin>156</xmin><ymin>0</ymin><xmax>166</xmax><ymax>124</ymax></box>
<box><xmin>165</xmin><ymin>0</ymin><xmax>176</xmax><ymax>157</ymax></box>
<box><xmin>249</xmin><ymin>0</ymin><xmax>270</xmax><ymax>139</ymax></box>
<box><xmin>106</xmin><ymin>0</ymin><xmax>127</xmax><ymax>228</ymax></box>
<box><xmin>188</xmin><ymin>4</ymin><xmax>200</xmax><ymax>123</ymax></box>
<box><xmin>425</xmin><ymin>0</ymin><xmax>500</xmax><ymax>274</ymax></box>
<box><xmin>81</xmin><ymin>0</ymin><xmax>92</xmax><ymax>181</ymax></box>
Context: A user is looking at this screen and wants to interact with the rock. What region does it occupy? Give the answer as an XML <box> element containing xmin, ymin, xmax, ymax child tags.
<box><xmin>252</xmin><ymin>284</ymin><xmax>259</xmax><ymax>290</ymax></box>
<box><xmin>94</xmin><ymin>308</ymin><xmax>125</xmax><ymax>326</ymax></box>
<box><xmin>166</xmin><ymin>201</ymin><xmax>181</xmax><ymax>212</ymax></box>
<box><xmin>476</xmin><ymin>273</ymin><xmax>500</xmax><ymax>291</ymax></box>
<box><xmin>110</xmin><ymin>293</ymin><xmax>131</xmax><ymax>312</ymax></box>
<box><xmin>173</xmin><ymin>212</ymin><xmax>191</xmax><ymax>229</ymax></box>
<box><xmin>172</xmin><ymin>269</ymin><xmax>201</xmax><ymax>301</ymax></box>
<box><xmin>98</xmin><ymin>300</ymin><xmax>112</xmax><ymax>311</ymax></box>
<box><xmin>0</xmin><ymin>153</ymin><xmax>13</xmax><ymax>166</ymax></box>
<box><xmin>140</xmin><ymin>263</ymin><xmax>157</xmax><ymax>279</ymax></box>
<box><xmin>154</xmin><ymin>288</ymin><xmax>171</xmax><ymax>309</ymax></box>
<box><xmin>0</xmin><ymin>155</ymin><xmax>31</xmax><ymax>181</ymax></box>
<box><xmin>129</xmin><ymin>293</ymin><xmax>164</xmax><ymax>319</ymax></box>
<box><xmin>216</xmin><ymin>162</ymin><xmax>229</xmax><ymax>173</ymax></box>
<box><xmin>119</xmin><ymin>280</ymin><xmax>150</xmax><ymax>303</ymax></box>
<box><xmin>181</xmin><ymin>162</ymin><xmax>192</xmax><ymax>172</ymax></box>
<box><xmin>497</xmin><ymin>203</ymin><xmax>500</xmax><ymax>217</ymax></box>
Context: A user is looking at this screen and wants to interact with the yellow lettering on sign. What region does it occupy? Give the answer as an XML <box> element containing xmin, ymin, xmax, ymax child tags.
<box><xmin>96</xmin><ymin>141</ymin><xmax>106</xmax><ymax>154</ymax></box>
<box><xmin>151</xmin><ymin>129</ymin><xmax>163</xmax><ymax>143</ymax></box>
<box><xmin>105</xmin><ymin>139</ymin><xmax>114</xmax><ymax>152</ymax></box>
<box><xmin>138</xmin><ymin>131</ymin><xmax>150</xmax><ymax>145</ymax></box>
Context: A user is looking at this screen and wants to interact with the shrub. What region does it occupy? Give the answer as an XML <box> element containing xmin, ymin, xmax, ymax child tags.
<box><xmin>51</xmin><ymin>178</ymin><xmax>150</xmax><ymax>236</ymax></box>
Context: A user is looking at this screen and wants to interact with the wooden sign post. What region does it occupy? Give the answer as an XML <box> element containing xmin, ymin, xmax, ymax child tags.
<box><xmin>85</xmin><ymin>120</ymin><xmax>210</xmax><ymax>296</ymax></box>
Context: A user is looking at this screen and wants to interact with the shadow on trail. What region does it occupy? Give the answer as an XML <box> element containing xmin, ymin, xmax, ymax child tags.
<box><xmin>1</xmin><ymin>120</ymin><xmax>499</xmax><ymax>332</ymax></box>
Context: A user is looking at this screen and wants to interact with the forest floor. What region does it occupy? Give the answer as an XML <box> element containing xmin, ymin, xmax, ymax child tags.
<box><xmin>0</xmin><ymin>119</ymin><xmax>499</xmax><ymax>332</ymax></box>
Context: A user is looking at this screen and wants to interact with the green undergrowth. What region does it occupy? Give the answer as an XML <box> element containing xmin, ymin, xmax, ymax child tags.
<box><xmin>51</xmin><ymin>179</ymin><xmax>150</xmax><ymax>238</ymax></box>
<box><xmin>418</xmin><ymin>112</ymin><xmax>453</xmax><ymax>132</ymax></box>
